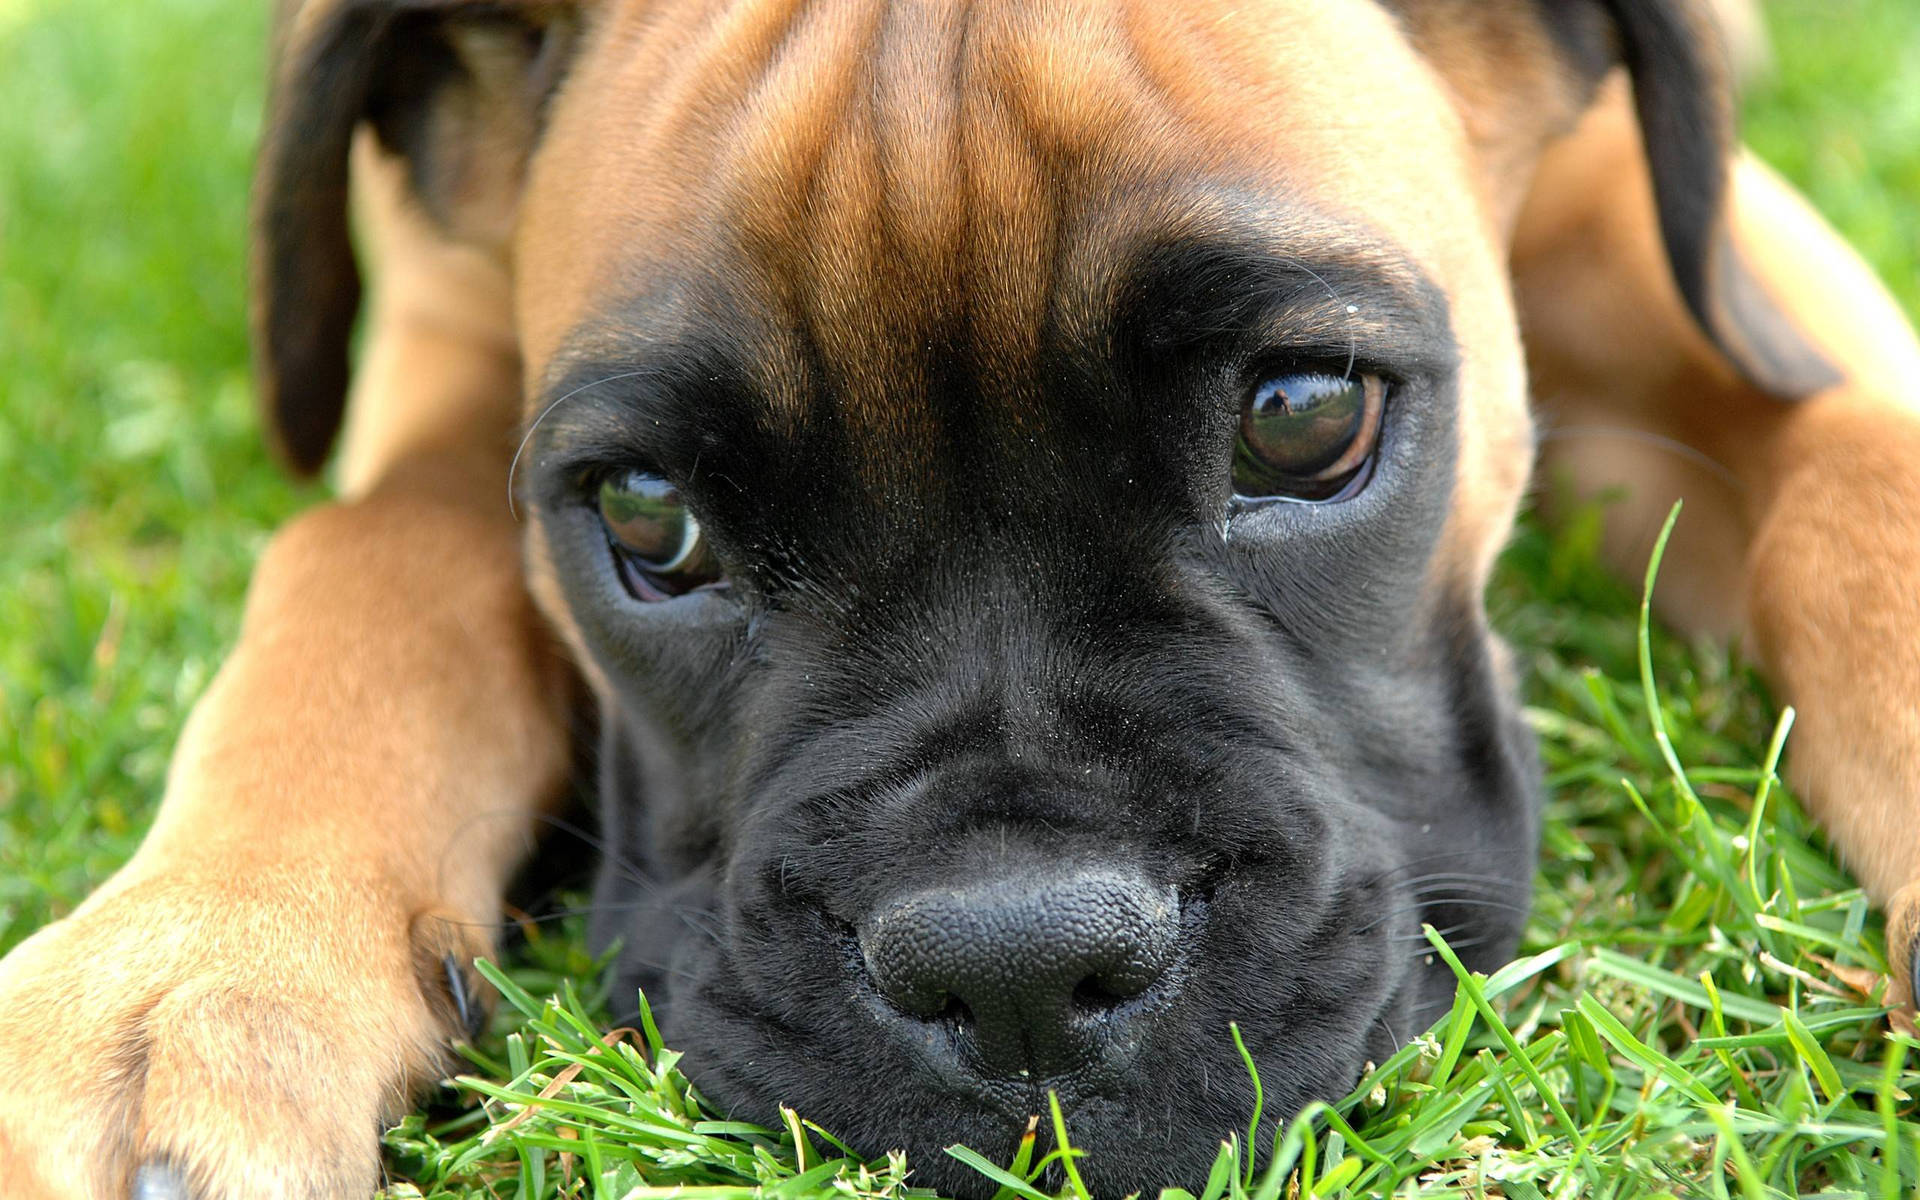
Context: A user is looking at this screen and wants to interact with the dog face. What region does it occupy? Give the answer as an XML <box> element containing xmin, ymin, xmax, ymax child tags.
<box><xmin>250</xmin><ymin>0</ymin><xmax>1816</xmax><ymax>1191</ymax></box>
<box><xmin>507</xmin><ymin>3</ymin><xmax>1546</xmax><ymax>1189</ymax></box>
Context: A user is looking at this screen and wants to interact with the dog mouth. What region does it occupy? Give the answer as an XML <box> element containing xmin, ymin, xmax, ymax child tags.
<box><xmin>580</xmin><ymin>706</ymin><xmax>1540</xmax><ymax>1198</ymax></box>
<box><xmin>663</xmin><ymin>963</ymin><xmax>1414</xmax><ymax>1200</ymax></box>
<box><xmin>610</xmin><ymin>850</ymin><xmax>1446</xmax><ymax>1200</ymax></box>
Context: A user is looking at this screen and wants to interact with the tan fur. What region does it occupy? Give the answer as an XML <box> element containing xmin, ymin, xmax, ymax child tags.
<box><xmin>1515</xmin><ymin>77</ymin><xmax>1920</xmax><ymax>995</ymax></box>
<box><xmin>0</xmin><ymin>133</ymin><xmax>573</xmax><ymax>1196</ymax></box>
<box><xmin>3</xmin><ymin>1</ymin><xmax>1919</xmax><ymax>1195</ymax></box>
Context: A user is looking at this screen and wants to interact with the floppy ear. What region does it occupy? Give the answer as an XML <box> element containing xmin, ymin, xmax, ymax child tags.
<box><xmin>1581</xmin><ymin>0</ymin><xmax>1840</xmax><ymax>398</ymax></box>
<box><xmin>250</xmin><ymin>0</ymin><xmax>578</xmax><ymax>475</ymax></box>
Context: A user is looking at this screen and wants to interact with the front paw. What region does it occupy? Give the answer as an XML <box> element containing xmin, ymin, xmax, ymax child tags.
<box><xmin>0</xmin><ymin>864</ymin><xmax>483</xmax><ymax>1199</ymax></box>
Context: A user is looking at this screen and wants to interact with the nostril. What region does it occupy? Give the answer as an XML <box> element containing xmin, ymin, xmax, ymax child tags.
<box><xmin>889</xmin><ymin>985</ymin><xmax>975</xmax><ymax>1026</ymax></box>
<box><xmin>1069</xmin><ymin>939</ymin><xmax>1166</xmax><ymax>1012</ymax></box>
<box><xmin>856</xmin><ymin>865</ymin><xmax>1181</xmax><ymax>1077</ymax></box>
<box><xmin>1070</xmin><ymin>975</ymin><xmax>1134</xmax><ymax>1012</ymax></box>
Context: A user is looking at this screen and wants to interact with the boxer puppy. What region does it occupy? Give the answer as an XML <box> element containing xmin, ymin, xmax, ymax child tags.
<box><xmin>3</xmin><ymin>2</ymin><xmax>1917</xmax><ymax>1197</ymax></box>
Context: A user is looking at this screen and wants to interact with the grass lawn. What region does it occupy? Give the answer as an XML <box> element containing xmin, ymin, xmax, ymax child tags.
<box><xmin>3</xmin><ymin>1</ymin><xmax>1919</xmax><ymax>1196</ymax></box>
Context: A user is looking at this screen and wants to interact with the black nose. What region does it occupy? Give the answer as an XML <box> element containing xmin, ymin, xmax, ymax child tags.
<box><xmin>858</xmin><ymin>866</ymin><xmax>1180</xmax><ymax>1078</ymax></box>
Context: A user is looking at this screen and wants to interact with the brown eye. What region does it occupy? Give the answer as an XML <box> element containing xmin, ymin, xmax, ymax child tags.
<box><xmin>1232</xmin><ymin>371</ymin><xmax>1385</xmax><ymax>501</ymax></box>
<box><xmin>597</xmin><ymin>471</ymin><xmax>720</xmax><ymax>599</ymax></box>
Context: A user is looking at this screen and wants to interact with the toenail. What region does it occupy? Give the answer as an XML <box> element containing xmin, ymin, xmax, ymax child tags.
<box><xmin>444</xmin><ymin>952</ymin><xmax>483</xmax><ymax>1039</ymax></box>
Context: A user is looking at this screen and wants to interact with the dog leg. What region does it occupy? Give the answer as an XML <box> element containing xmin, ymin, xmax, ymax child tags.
<box><xmin>1515</xmin><ymin>78</ymin><xmax>1920</xmax><ymax>1001</ymax></box>
<box><xmin>0</xmin><ymin>146</ymin><xmax>570</xmax><ymax>1199</ymax></box>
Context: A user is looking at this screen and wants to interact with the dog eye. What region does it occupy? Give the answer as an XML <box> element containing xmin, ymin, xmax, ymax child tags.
<box><xmin>1233</xmin><ymin>371</ymin><xmax>1385</xmax><ymax>502</ymax></box>
<box><xmin>597</xmin><ymin>471</ymin><xmax>720</xmax><ymax>600</ymax></box>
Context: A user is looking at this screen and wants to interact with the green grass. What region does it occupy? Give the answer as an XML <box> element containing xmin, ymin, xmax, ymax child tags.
<box><xmin>2</xmin><ymin>1</ymin><xmax>1918</xmax><ymax>1196</ymax></box>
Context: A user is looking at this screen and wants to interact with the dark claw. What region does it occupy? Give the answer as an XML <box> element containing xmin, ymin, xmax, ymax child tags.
<box><xmin>131</xmin><ymin>1162</ymin><xmax>193</xmax><ymax>1200</ymax></box>
<box><xmin>443</xmin><ymin>952</ymin><xmax>483</xmax><ymax>1040</ymax></box>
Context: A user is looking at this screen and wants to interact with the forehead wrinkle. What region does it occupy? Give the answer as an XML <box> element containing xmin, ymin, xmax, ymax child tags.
<box><xmin>954</xmin><ymin>70</ymin><xmax>1055</xmax><ymax>424</ymax></box>
<box><xmin>715</xmin><ymin>1</ymin><xmax>976</xmax><ymax>473</ymax></box>
<box><xmin>1110</xmin><ymin>1</ymin><xmax>1307</xmax><ymax>176</ymax></box>
<box><xmin>692</xmin><ymin>1</ymin><xmax>1284</xmax><ymax>455</ymax></box>
<box><xmin>990</xmin><ymin>0</ymin><xmax>1203</xmax><ymax>167</ymax></box>
<box><xmin>514</xmin><ymin>0</ymin><xmax>832</xmax><ymax>358</ymax></box>
<box><xmin>950</xmin><ymin>3</ymin><xmax>1188</xmax><ymax>426</ymax></box>
<box><xmin>614</xmin><ymin>0</ymin><xmax>817</xmax><ymax>202</ymax></box>
<box><xmin>798</xmin><ymin>84</ymin><xmax>938</xmax><ymax>461</ymax></box>
<box><xmin>703</xmin><ymin>3</ymin><xmax>1096</xmax><ymax>451</ymax></box>
<box><xmin>872</xmin><ymin>0</ymin><xmax>969</xmax><ymax>273</ymax></box>
<box><xmin>721</xmin><ymin>0</ymin><xmax>886</xmax><ymax>247</ymax></box>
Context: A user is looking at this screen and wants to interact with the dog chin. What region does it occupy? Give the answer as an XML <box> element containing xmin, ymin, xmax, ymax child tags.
<box><xmin>623</xmin><ymin>923</ymin><xmax>1426</xmax><ymax>1200</ymax></box>
<box><xmin>669</xmin><ymin>1004</ymin><xmax>1406</xmax><ymax>1200</ymax></box>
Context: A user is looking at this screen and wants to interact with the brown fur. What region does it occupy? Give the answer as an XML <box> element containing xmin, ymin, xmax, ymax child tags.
<box><xmin>0</xmin><ymin>130</ymin><xmax>572</xmax><ymax>1196</ymax></box>
<box><xmin>1515</xmin><ymin>81</ymin><xmax>1920</xmax><ymax>970</ymax></box>
<box><xmin>3</xmin><ymin>1</ymin><xmax>1919</xmax><ymax>1195</ymax></box>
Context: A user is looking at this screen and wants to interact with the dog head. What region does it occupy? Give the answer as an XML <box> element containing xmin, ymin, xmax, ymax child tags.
<box><xmin>252</xmin><ymin>0</ymin><xmax>1825</xmax><ymax>1191</ymax></box>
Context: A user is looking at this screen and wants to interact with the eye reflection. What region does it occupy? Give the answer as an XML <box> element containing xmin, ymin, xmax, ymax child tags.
<box><xmin>1232</xmin><ymin>371</ymin><xmax>1385</xmax><ymax>502</ymax></box>
<box><xmin>597</xmin><ymin>471</ymin><xmax>720</xmax><ymax>598</ymax></box>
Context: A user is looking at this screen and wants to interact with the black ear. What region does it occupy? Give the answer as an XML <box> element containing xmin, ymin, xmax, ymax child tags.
<box><xmin>249</xmin><ymin>0</ymin><xmax>577</xmax><ymax>475</ymax></box>
<box><xmin>1586</xmin><ymin>0</ymin><xmax>1840</xmax><ymax>399</ymax></box>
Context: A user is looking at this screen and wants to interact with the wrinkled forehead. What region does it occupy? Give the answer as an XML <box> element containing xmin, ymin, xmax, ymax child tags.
<box><xmin>514</xmin><ymin>0</ymin><xmax>1510</xmax><ymax>373</ymax></box>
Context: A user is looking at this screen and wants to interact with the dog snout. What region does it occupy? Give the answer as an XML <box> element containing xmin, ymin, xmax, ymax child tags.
<box><xmin>857</xmin><ymin>866</ymin><xmax>1181</xmax><ymax>1079</ymax></box>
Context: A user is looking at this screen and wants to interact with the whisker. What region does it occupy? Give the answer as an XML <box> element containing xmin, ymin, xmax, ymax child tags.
<box><xmin>1358</xmin><ymin>848</ymin><xmax>1536</xmax><ymax>891</ymax></box>
<box><xmin>526</xmin><ymin>812</ymin><xmax>660</xmax><ymax>891</ymax></box>
<box><xmin>1394</xmin><ymin>872</ymin><xmax>1531</xmax><ymax>894</ymax></box>
<box><xmin>1353</xmin><ymin>895</ymin><xmax>1532</xmax><ymax>937</ymax></box>
<box><xmin>1400</xmin><ymin>896</ymin><xmax>1532</xmax><ymax>916</ymax></box>
<box><xmin>604</xmin><ymin>949</ymin><xmax>704</xmax><ymax>988</ymax></box>
<box><xmin>507</xmin><ymin>368</ymin><xmax>665</xmax><ymax>519</ymax></box>
<box><xmin>420</xmin><ymin>898</ymin><xmax>658</xmax><ymax>936</ymax></box>
<box><xmin>674</xmin><ymin>906</ymin><xmax>726</xmax><ymax>947</ymax></box>
<box><xmin>1534</xmin><ymin>421</ymin><xmax>1742</xmax><ymax>492</ymax></box>
<box><xmin>1396</xmin><ymin>931</ymin><xmax>1499</xmax><ymax>952</ymax></box>
<box><xmin>1388</xmin><ymin>921</ymin><xmax>1475</xmax><ymax>944</ymax></box>
<box><xmin>1371</xmin><ymin>1014</ymin><xmax>1402</xmax><ymax>1058</ymax></box>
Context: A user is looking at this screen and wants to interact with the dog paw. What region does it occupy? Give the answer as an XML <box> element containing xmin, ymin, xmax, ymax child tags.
<box><xmin>0</xmin><ymin>863</ymin><xmax>484</xmax><ymax>1199</ymax></box>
